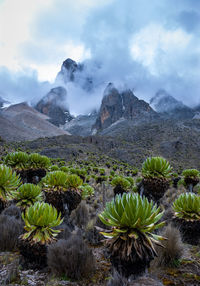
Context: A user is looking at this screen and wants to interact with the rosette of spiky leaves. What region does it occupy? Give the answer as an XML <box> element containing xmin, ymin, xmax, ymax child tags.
<box><xmin>60</xmin><ymin>166</ymin><xmax>70</xmax><ymax>173</ymax></box>
<box><xmin>99</xmin><ymin>193</ymin><xmax>165</xmax><ymax>261</ymax></box>
<box><xmin>66</xmin><ymin>174</ymin><xmax>83</xmax><ymax>190</ymax></box>
<box><xmin>11</xmin><ymin>183</ymin><xmax>43</xmax><ymax>210</ymax></box>
<box><xmin>70</xmin><ymin>168</ymin><xmax>87</xmax><ymax>177</ymax></box>
<box><xmin>173</xmin><ymin>193</ymin><xmax>200</xmax><ymax>221</ymax></box>
<box><xmin>4</xmin><ymin>152</ymin><xmax>29</xmax><ymax>170</ymax></box>
<box><xmin>79</xmin><ymin>184</ymin><xmax>94</xmax><ymax>199</ymax></box>
<box><xmin>0</xmin><ymin>164</ymin><xmax>21</xmax><ymax>201</ymax></box>
<box><xmin>142</xmin><ymin>157</ymin><xmax>172</xmax><ymax>179</ymax></box>
<box><xmin>29</xmin><ymin>153</ymin><xmax>51</xmax><ymax>169</ymax></box>
<box><xmin>49</xmin><ymin>165</ymin><xmax>60</xmax><ymax>172</ymax></box>
<box><xmin>111</xmin><ymin>176</ymin><xmax>131</xmax><ymax>191</ymax></box>
<box><xmin>22</xmin><ymin>202</ymin><xmax>63</xmax><ymax>244</ymax></box>
<box><xmin>182</xmin><ymin>169</ymin><xmax>200</xmax><ymax>179</ymax></box>
<box><xmin>125</xmin><ymin>177</ymin><xmax>134</xmax><ymax>187</ymax></box>
<box><xmin>40</xmin><ymin>171</ymin><xmax>68</xmax><ymax>192</ymax></box>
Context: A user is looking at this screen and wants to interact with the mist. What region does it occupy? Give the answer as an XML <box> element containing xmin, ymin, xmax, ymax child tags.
<box><xmin>0</xmin><ymin>0</ymin><xmax>200</xmax><ymax>114</ymax></box>
<box><xmin>0</xmin><ymin>67</ymin><xmax>51</xmax><ymax>106</ymax></box>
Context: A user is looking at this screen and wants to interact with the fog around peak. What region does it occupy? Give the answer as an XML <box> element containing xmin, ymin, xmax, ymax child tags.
<box><xmin>0</xmin><ymin>0</ymin><xmax>200</xmax><ymax>114</ymax></box>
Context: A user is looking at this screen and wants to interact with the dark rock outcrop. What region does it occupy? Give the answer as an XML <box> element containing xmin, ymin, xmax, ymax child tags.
<box><xmin>35</xmin><ymin>86</ymin><xmax>73</xmax><ymax>126</ymax></box>
<box><xmin>150</xmin><ymin>90</ymin><xmax>195</xmax><ymax>119</ymax></box>
<box><xmin>56</xmin><ymin>58</ymin><xmax>83</xmax><ymax>83</ymax></box>
<box><xmin>93</xmin><ymin>83</ymin><xmax>158</xmax><ymax>131</ymax></box>
<box><xmin>56</xmin><ymin>58</ymin><xmax>94</xmax><ymax>91</ymax></box>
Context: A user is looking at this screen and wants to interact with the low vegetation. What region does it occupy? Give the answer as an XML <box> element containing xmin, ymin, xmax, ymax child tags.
<box><xmin>0</xmin><ymin>147</ymin><xmax>199</xmax><ymax>285</ymax></box>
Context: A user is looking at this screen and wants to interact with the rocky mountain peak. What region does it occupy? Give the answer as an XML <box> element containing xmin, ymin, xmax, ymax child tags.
<box><xmin>150</xmin><ymin>89</ymin><xmax>184</xmax><ymax>112</ymax></box>
<box><xmin>57</xmin><ymin>58</ymin><xmax>83</xmax><ymax>83</ymax></box>
<box><xmin>150</xmin><ymin>89</ymin><xmax>195</xmax><ymax>119</ymax></box>
<box><xmin>93</xmin><ymin>83</ymin><xmax>157</xmax><ymax>131</ymax></box>
<box><xmin>35</xmin><ymin>86</ymin><xmax>73</xmax><ymax>126</ymax></box>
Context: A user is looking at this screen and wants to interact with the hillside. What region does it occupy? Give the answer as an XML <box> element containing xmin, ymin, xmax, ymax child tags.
<box><xmin>1</xmin><ymin>117</ymin><xmax>199</xmax><ymax>172</ymax></box>
<box><xmin>0</xmin><ymin>102</ymin><xmax>69</xmax><ymax>141</ymax></box>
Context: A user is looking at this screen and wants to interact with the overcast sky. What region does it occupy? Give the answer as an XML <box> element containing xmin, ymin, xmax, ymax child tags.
<box><xmin>0</xmin><ymin>0</ymin><xmax>200</xmax><ymax>113</ymax></box>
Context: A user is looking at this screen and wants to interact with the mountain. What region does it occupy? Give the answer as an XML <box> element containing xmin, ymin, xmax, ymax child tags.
<box><xmin>93</xmin><ymin>83</ymin><xmax>158</xmax><ymax>132</ymax></box>
<box><xmin>0</xmin><ymin>102</ymin><xmax>69</xmax><ymax>141</ymax></box>
<box><xmin>35</xmin><ymin>86</ymin><xmax>73</xmax><ymax>126</ymax></box>
<box><xmin>56</xmin><ymin>58</ymin><xmax>83</xmax><ymax>83</ymax></box>
<box><xmin>0</xmin><ymin>96</ymin><xmax>10</xmax><ymax>108</ymax></box>
<box><xmin>63</xmin><ymin>111</ymin><xmax>98</xmax><ymax>136</ymax></box>
<box><xmin>56</xmin><ymin>58</ymin><xmax>94</xmax><ymax>91</ymax></box>
<box><xmin>150</xmin><ymin>90</ymin><xmax>195</xmax><ymax>119</ymax></box>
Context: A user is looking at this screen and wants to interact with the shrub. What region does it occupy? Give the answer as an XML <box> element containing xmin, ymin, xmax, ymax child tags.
<box><xmin>49</xmin><ymin>165</ymin><xmax>60</xmax><ymax>171</ymax></box>
<box><xmin>11</xmin><ymin>183</ymin><xmax>43</xmax><ymax>210</ymax></box>
<box><xmin>181</xmin><ymin>169</ymin><xmax>200</xmax><ymax>190</ymax></box>
<box><xmin>182</xmin><ymin>169</ymin><xmax>199</xmax><ymax>179</ymax></box>
<box><xmin>70</xmin><ymin>201</ymin><xmax>89</xmax><ymax>228</ymax></box>
<box><xmin>66</xmin><ymin>174</ymin><xmax>83</xmax><ymax>190</ymax></box>
<box><xmin>99</xmin><ymin>193</ymin><xmax>165</xmax><ymax>262</ymax></box>
<box><xmin>79</xmin><ymin>184</ymin><xmax>94</xmax><ymax>199</ymax></box>
<box><xmin>22</xmin><ymin>202</ymin><xmax>63</xmax><ymax>244</ymax></box>
<box><xmin>152</xmin><ymin>224</ymin><xmax>184</xmax><ymax>267</ymax></box>
<box><xmin>2</xmin><ymin>205</ymin><xmax>21</xmax><ymax>220</ymax></box>
<box><xmin>60</xmin><ymin>166</ymin><xmax>70</xmax><ymax>173</ymax></box>
<box><xmin>70</xmin><ymin>168</ymin><xmax>87</xmax><ymax>179</ymax></box>
<box><xmin>110</xmin><ymin>170</ymin><xmax>115</xmax><ymax>176</ymax></box>
<box><xmin>131</xmin><ymin>168</ymin><xmax>138</xmax><ymax>176</ymax></box>
<box><xmin>136</xmin><ymin>177</ymin><xmax>142</xmax><ymax>184</ymax></box>
<box><xmin>125</xmin><ymin>177</ymin><xmax>134</xmax><ymax>187</ymax></box>
<box><xmin>99</xmin><ymin>168</ymin><xmax>106</xmax><ymax>175</ymax></box>
<box><xmin>29</xmin><ymin>153</ymin><xmax>51</xmax><ymax>169</ymax></box>
<box><xmin>47</xmin><ymin>235</ymin><xmax>95</xmax><ymax>280</ymax></box>
<box><xmin>0</xmin><ymin>215</ymin><xmax>23</xmax><ymax>251</ymax></box>
<box><xmin>4</xmin><ymin>152</ymin><xmax>29</xmax><ymax>170</ymax></box>
<box><xmin>173</xmin><ymin>193</ymin><xmax>200</xmax><ymax>221</ymax></box>
<box><xmin>0</xmin><ymin>165</ymin><xmax>21</xmax><ymax>201</ymax></box>
<box><xmin>142</xmin><ymin>156</ymin><xmax>172</xmax><ymax>179</ymax></box>
<box><xmin>40</xmin><ymin>171</ymin><xmax>68</xmax><ymax>191</ymax></box>
<box><xmin>111</xmin><ymin>176</ymin><xmax>131</xmax><ymax>190</ymax></box>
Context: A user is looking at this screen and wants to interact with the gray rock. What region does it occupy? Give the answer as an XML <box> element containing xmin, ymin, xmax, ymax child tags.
<box><xmin>94</xmin><ymin>83</ymin><xmax>158</xmax><ymax>131</ymax></box>
<box><xmin>150</xmin><ymin>89</ymin><xmax>195</xmax><ymax>119</ymax></box>
<box><xmin>35</xmin><ymin>86</ymin><xmax>73</xmax><ymax>126</ymax></box>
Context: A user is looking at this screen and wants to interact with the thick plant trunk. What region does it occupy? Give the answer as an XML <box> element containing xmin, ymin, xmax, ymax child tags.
<box><xmin>18</xmin><ymin>237</ymin><xmax>48</xmax><ymax>269</ymax></box>
<box><xmin>184</xmin><ymin>177</ymin><xmax>199</xmax><ymax>190</ymax></box>
<box><xmin>44</xmin><ymin>190</ymin><xmax>65</xmax><ymax>216</ymax></box>
<box><xmin>110</xmin><ymin>250</ymin><xmax>152</xmax><ymax>278</ymax></box>
<box><xmin>142</xmin><ymin>178</ymin><xmax>170</xmax><ymax>202</ymax></box>
<box><xmin>63</xmin><ymin>190</ymin><xmax>81</xmax><ymax>215</ymax></box>
<box><xmin>113</xmin><ymin>185</ymin><xmax>127</xmax><ymax>197</ymax></box>
<box><xmin>17</xmin><ymin>168</ymin><xmax>46</xmax><ymax>184</ymax></box>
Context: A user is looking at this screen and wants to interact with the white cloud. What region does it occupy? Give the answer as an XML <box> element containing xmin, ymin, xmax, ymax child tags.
<box><xmin>0</xmin><ymin>0</ymin><xmax>92</xmax><ymax>80</ymax></box>
<box><xmin>130</xmin><ymin>24</ymin><xmax>192</xmax><ymax>75</ymax></box>
<box><xmin>0</xmin><ymin>0</ymin><xmax>51</xmax><ymax>70</ymax></box>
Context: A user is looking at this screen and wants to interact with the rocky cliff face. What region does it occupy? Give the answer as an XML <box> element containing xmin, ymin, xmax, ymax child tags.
<box><xmin>56</xmin><ymin>58</ymin><xmax>83</xmax><ymax>83</ymax></box>
<box><xmin>93</xmin><ymin>83</ymin><xmax>158</xmax><ymax>131</ymax></box>
<box><xmin>150</xmin><ymin>90</ymin><xmax>195</xmax><ymax>119</ymax></box>
<box><xmin>56</xmin><ymin>58</ymin><xmax>94</xmax><ymax>91</ymax></box>
<box><xmin>35</xmin><ymin>86</ymin><xmax>73</xmax><ymax>126</ymax></box>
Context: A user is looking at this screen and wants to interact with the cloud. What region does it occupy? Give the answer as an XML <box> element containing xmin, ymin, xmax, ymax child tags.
<box><xmin>0</xmin><ymin>67</ymin><xmax>51</xmax><ymax>105</ymax></box>
<box><xmin>0</xmin><ymin>0</ymin><xmax>200</xmax><ymax>114</ymax></box>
